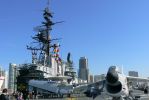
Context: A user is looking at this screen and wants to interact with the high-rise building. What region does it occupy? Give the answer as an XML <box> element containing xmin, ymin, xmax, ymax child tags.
<box><xmin>78</xmin><ymin>57</ymin><xmax>89</xmax><ymax>82</ymax></box>
<box><xmin>0</xmin><ymin>66</ymin><xmax>8</xmax><ymax>91</ymax></box>
<box><xmin>2</xmin><ymin>71</ymin><xmax>8</xmax><ymax>89</ymax></box>
<box><xmin>89</xmin><ymin>75</ymin><xmax>94</xmax><ymax>83</ymax></box>
<box><xmin>8</xmin><ymin>63</ymin><xmax>18</xmax><ymax>93</ymax></box>
<box><xmin>128</xmin><ymin>71</ymin><xmax>138</xmax><ymax>77</ymax></box>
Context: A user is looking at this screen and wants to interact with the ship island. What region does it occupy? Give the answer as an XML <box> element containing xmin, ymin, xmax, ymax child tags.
<box><xmin>9</xmin><ymin>2</ymin><xmax>79</xmax><ymax>98</ymax></box>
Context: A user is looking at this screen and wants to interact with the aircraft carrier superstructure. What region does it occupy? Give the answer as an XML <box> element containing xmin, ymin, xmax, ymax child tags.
<box><xmin>17</xmin><ymin>2</ymin><xmax>77</xmax><ymax>92</ymax></box>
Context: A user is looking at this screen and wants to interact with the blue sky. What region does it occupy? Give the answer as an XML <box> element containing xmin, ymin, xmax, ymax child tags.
<box><xmin>0</xmin><ymin>0</ymin><xmax>149</xmax><ymax>77</ymax></box>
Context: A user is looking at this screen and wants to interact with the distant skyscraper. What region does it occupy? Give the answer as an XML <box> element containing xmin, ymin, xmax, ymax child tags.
<box><xmin>89</xmin><ymin>75</ymin><xmax>94</xmax><ymax>83</ymax></box>
<box><xmin>128</xmin><ymin>71</ymin><xmax>138</xmax><ymax>77</ymax></box>
<box><xmin>2</xmin><ymin>71</ymin><xmax>8</xmax><ymax>89</ymax></box>
<box><xmin>8</xmin><ymin>63</ymin><xmax>18</xmax><ymax>92</ymax></box>
<box><xmin>78</xmin><ymin>57</ymin><xmax>89</xmax><ymax>82</ymax></box>
<box><xmin>0</xmin><ymin>66</ymin><xmax>8</xmax><ymax>90</ymax></box>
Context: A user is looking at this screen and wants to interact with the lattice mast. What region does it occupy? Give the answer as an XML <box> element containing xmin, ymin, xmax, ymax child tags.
<box><xmin>27</xmin><ymin>0</ymin><xmax>55</xmax><ymax>66</ymax></box>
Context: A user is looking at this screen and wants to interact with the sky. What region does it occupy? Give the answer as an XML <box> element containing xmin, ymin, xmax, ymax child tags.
<box><xmin>0</xmin><ymin>0</ymin><xmax>149</xmax><ymax>77</ymax></box>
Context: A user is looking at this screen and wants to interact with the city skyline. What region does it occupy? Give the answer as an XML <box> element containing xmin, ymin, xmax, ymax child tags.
<box><xmin>0</xmin><ymin>0</ymin><xmax>149</xmax><ymax>77</ymax></box>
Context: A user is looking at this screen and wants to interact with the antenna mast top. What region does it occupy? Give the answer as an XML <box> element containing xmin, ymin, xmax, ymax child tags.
<box><xmin>47</xmin><ymin>0</ymin><xmax>50</xmax><ymax>8</ymax></box>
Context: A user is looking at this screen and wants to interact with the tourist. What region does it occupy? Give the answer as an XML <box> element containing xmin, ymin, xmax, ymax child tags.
<box><xmin>22</xmin><ymin>89</ymin><xmax>29</xmax><ymax>100</ymax></box>
<box><xmin>0</xmin><ymin>88</ymin><xmax>9</xmax><ymax>100</ymax></box>
<box><xmin>17</xmin><ymin>92</ymin><xmax>23</xmax><ymax>100</ymax></box>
